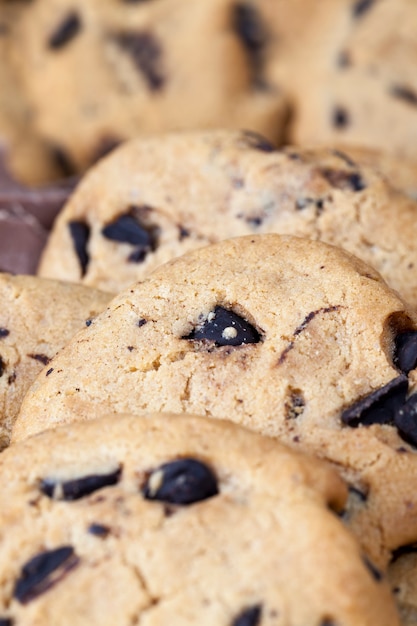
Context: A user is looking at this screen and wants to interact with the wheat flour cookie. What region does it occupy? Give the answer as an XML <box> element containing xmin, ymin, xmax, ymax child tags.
<box><xmin>0</xmin><ymin>273</ymin><xmax>110</xmax><ymax>449</ymax></box>
<box><xmin>11</xmin><ymin>0</ymin><xmax>287</xmax><ymax>174</ymax></box>
<box><xmin>276</xmin><ymin>0</ymin><xmax>417</xmax><ymax>160</ymax></box>
<box><xmin>0</xmin><ymin>411</ymin><xmax>402</xmax><ymax>625</ymax></box>
<box><xmin>16</xmin><ymin>234</ymin><xmax>417</xmax><ymax>568</ymax></box>
<box><xmin>38</xmin><ymin>129</ymin><xmax>417</xmax><ymax>305</ymax></box>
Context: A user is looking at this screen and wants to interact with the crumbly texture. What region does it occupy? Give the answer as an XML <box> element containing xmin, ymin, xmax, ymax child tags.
<box><xmin>389</xmin><ymin>550</ymin><xmax>417</xmax><ymax>625</ymax></box>
<box><xmin>11</xmin><ymin>0</ymin><xmax>287</xmax><ymax>174</ymax></box>
<box><xmin>0</xmin><ymin>411</ymin><xmax>403</xmax><ymax>625</ymax></box>
<box><xmin>275</xmin><ymin>0</ymin><xmax>417</xmax><ymax>161</ymax></box>
<box><xmin>16</xmin><ymin>234</ymin><xmax>417</xmax><ymax>567</ymax></box>
<box><xmin>0</xmin><ymin>274</ymin><xmax>110</xmax><ymax>449</ymax></box>
<box><xmin>38</xmin><ymin>129</ymin><xmax>417</xmax><ymax>305</ymax></box>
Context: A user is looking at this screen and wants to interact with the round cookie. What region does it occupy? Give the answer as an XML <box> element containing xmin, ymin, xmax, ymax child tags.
<box><xmin>16</xmin><ymin>234</ymin><xmax>417</xmax><ymax>567</ymax></box>
<box><xmin>38</xmin><ymin>129</ymin><xmax>417</xmax><ymax>305</ymax></box>
<box><xmin>11</xmin><ymin>0</ymin><xmax>287</xmax><ymax>174</ymax></box>
<box><xmin>0</xmin><ymin>412</ymin><xmax>401</xmax><ymax>625</ymax></box>
<box><xmin>0</xmin><ymin>273</ymin><xmax>111</xmax><ymax>449</ymax></box>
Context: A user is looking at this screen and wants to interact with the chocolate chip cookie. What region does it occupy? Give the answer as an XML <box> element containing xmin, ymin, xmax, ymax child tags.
<box><xmin>0</xmin><ymin>412</ymin><xmax>401</xmax><ymax>625</ymax></box>
<box><xmin>16</xmin><ymin>234</ymin><xmax>417</xmax><ymax>567</ymax></box>
<box><xmin>0</xmin><ymin>273</ymin><xmax>110</xmax><ymax>449</ymax></box>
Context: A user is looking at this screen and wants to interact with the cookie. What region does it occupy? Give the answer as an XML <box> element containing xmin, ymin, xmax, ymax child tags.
<box><xmin>0</xmin><ymin>411</ymin><xmax>401</xmax><ymax>625</ymax></box>
<box><xmin>277</xmin><ymin>0</ymin><xmax>417</xmax><ymax>161</ymax></box>
<box><xmin>0</xmin><ymin>273</ymin><xmax>111</xmax><ymax>449</ymax></box>
<box><xmin>38</xmin><ymin>129</ymin><xmax>417</xmax><ymax>305</ymax></box>
<box><xmin>16</xmin><ymin>234</ymin><xmax>417</xmax><ymax>567</ymax></box>
<box><xmin>11</xmin><ymin>0</ymin><xmax>287</xmax><ymax>174</ymax></box>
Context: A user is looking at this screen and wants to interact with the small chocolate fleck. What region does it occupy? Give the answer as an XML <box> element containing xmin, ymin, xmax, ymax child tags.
<box><xmin>138</xmin><ymin>318</ymin><xmax>147</xmax><ymax>327</ymax></box>
<box><xmin>46</xmin><ymin>368</ymin><xmax>54</xmax><ymax>376</ymax></box>
<box><xmin>88</xmin><ymin>523</ymin><xmax>111</xmax><ymax>538</ymax></box>
<box><xmin>28</xmin><ymin>354</ymin><xmax>50</xmax><ymax>366</ymax></box>
<box><xmin>393</xmin><ymin>331</ymin><xmax>417</xmax><ymax>374</ymax></box>
<box><xmin>363</xmin><ymin>555</ymin><xmax>383</xmax><ymax>581</ymax></box>
<box><xmin>14</xmin><ymin>546</ymin><xmax>79</xmax><ymax>604</ymax></box>
<box><xmin>332</xmin><ymin>106</ymin><xmax>350</xmax><ymax>129</ymax></box>
<box><xmin>332</xmin><ymin>149</ymin><xmax>357</xmax><ymax>167</ymax></box>
<box><xmin>116</xmin><ymin>32</ymin><xmax>165</xmax><ymax>91</ymax></box>
<box><xmin>85</xmin><ymin>319</ymin><xmax>93</xmax><ymax>327</ymax></box>
<box><xmin>320</xmin><ymin>168</ymin><xmax>366</xmax><ymax>192</ymax></box>
<box><xmin>183</xmin><ymin>306</ymin><xmax>261</xmax><ymax>347</ymax></box>
<box><xmin>337</xmin><ymin>50</ymin><xmax>351</xmax><ymax>68</ymax></box>
<box><xmin>41</xmin><ymin>467</ymin><xmax>122</xmax><ymax>500</ymax></box>
<box><xmin>68</xmin><ymin>221</ymin><xmax>90</xmax><ymax>277</ymax></box>
<box><xmin>352</xmin><ymin>0</ymin><xmax>375</xmax><ymax>18</ymax></box>
<box><xmin>242</xmin><ymin>130</ymin><xmax>275</xmax><ymax>152</ymax></box>
<box><xmin>341</xmin><ymin>375</ymin><xmax>408</xmax><ymax>427</ymax></box>
<box><xmin>7</xmin><ymin>372</ymin><xmax>16</xmax><ymax>385</ymax></box>
<box><xmin>391</xmin><ymin>543</ymin><xmax>417</xmax><ymax>563</ymax></box>
<box><xmin>390</xmin><ymin>85</ymin><xmax>417</xmax><ymax>107</ymax></box>
<box><xmin>0</xmin><ymin>356</ymin><xmax>4</xmax><ymax>377</ymax></box>
<box><xmin>0</xmin><ymin>619</ymin><xmax>14</xmax><ymax>626</ymax></box>
<box><xmin>233</xmin><ymin>3</ymin><xmax>267</xmax><ymax>88</ymax></box>
<box><xmin>348</xmin><ymin>485</ymin><xmax>368</xmax><ymax>502</ymax></box>
<box><xmin>394</xmin><ymin>393</ymin><xmax>417</xmax><ymax>447</ymax></box>
<box><xmin>48</xmin><ymin>12</ymin><xmax>81</xmax><ymax>50</ymax></box>
<box><xmin>143</xmin><ymin>458</ymin><xmax>218</xmax><ymax>505</ymax></box>
<box><xmin>0</xmin><ymin>328</ymin><xmax>9</xmax><ymax>338</ymax></box>
<box><xmin>232</xmin><ymin>604</ymin><xmax>262</xmax><ymax>626</ymax></box>
<box><xmin>179</xmin><ymin>226</ymin><xmax>190</xmax><ymax>240</ymax></box>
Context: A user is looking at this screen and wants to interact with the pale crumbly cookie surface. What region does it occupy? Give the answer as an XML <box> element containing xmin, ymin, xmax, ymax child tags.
<box><xmin>37</xmin><ymin>129</ymin><xmax>417</xmax><ymax>305</ymax></box>
<box><xmin>11</xmin><ymin>0</ymin><xmax>287</xmax><ymax>174</ymax></box>
<box><xmin>16</xmin><ymin>234</ymin><xmax>417</xmax><ymax>567</ymax></box>
<box><xmin>0</xmin><ymin>273</ymin><xmax>110</xmax><ymax>449</ymax></box>
<box><xmin>0</xmin><ymin>412</ymin><xmax>402</xmax><ymax>625</ymax></box>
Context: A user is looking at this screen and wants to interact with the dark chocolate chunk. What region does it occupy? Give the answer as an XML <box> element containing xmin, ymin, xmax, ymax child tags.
<box><xmin>0</xmin><ymin>328</ymin><xmax>9</xmax><ymax>338</ymax></box>
<box><xmin>394</xmin><ymin>393</ymin><xmax>417</xmax><ymax>447</ymax></box>
<box><xmin>85</xmin><ymin>319</ymin><xmax>92</xmax><ymax>327</ymax></box>
<box><xmin>0</xmin><ymin>356</ymin><xmax>4</xmax><ymax>377</ymax></box>
<box><xmin>391</xmin><ymin>543</ymin><xmax>417</xmax><ymax>563</ymax></box>
<box><xmin>341</xmin><ymin>375</ymin><xmax>408</xmax><ymax>427</ymax></box>
<box><xmin>138</xmin><ymin>318</ymin><xmax>147</xmax><ymax>327</ymax></box>
<box><xmin>233</xmin><ymin>3</ymin><xmax>266</xmax><ymax>88</ymax></box>
<box><xmin>41</xmin><ymin>467</ymin><xmax>122</xmax><ymax>500</ymax></box>
<box><xmin>48</xmin><ymin>12</ymin><xmax>81</xmax><ymax>49</ymax></box>
<box><xmin>68</xmin><ymin>221</ymin><xmax>90</xmax><ymax>276</ymax></box>
<box><xmin>320</xmin><ymin>168</ymin><xmax>366</xmax><ymax>192</ymax></box>
<box><xmin>394</xmin><ymin>331</ymin><xmax>417</xmax><ymax>374</ymax></box>
<box><xmin>232</xmin><ymin>604</ymin><xmax>262</xmax><ymax>626</ymax></box>
<box><xmin>102</xmin><ymin>211</ymin><xmax>158</xmax><ymax>265</ymax></box>
<box><xmin>28</xmin><ymin>353</ymin><xmax>50</xmax><ymax>366</ymax></box>
<box><xmin>0</xmin><ymin>619</ymin><xmax>13</xmax><ymax>626</ymax></box>
<box><xmin>14</xmin><ymin>546</ymin><xmax>79</xmax><ymax>604</ymax></box>
<box><xmin>332</xmin><ymin>106</ymin><xmax>350</xmax><ymax>129</ymax></box>
<box><xmin>116</xmin><ymin>32</ymin><xmax>164</xmax><ymax>91</ymax></box>
<box><xmin>184</xmin><ymin>306</ymin><xmax>261</xmax><ymax>347</ymax></box>
<box><xmin>352</xmin><ymin>0</ymin><xmax>375</xmax><ymax>18</ymax></box>
<box><xmin>363</xmin><ymin>555</ymin><xmax>383</xmax><ymax>581</ymax></box>
<box><xmin>88</xmin><ymin>523</ymin><xmax>111</xmax><ymax>538</ymax></box>
<box><xmin>390</xmin><ymin>85</ymin><xmax>417</xmax><ymax>106</ymax></box>
<box><xmin>242</xmin><ymin>130</ymin><xmax>275</xmax><ymax>152</ymax></box>
<box><xmin>143</xmin><ymin>458</ymin><xmax>218</xmax><ymax>505</ymax></box>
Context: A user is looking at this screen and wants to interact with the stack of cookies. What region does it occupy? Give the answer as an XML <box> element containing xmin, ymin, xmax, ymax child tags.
<box><xmin>1</xmin><ymin>1</ymin><xmax>417</xmax><ymax>625</ymax></box>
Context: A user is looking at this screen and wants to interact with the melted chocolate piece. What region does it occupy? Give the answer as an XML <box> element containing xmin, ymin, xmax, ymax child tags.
<box><xmin>184</xmin><ymin>306</ymin><xmax>261</xmax><ymax>347</ymax></box>
<box><xmin>48</xmin><ymin>12</ymin><xmax>81</xmax><ymax>49</ymax></box>
<box><xmin>0</xmin><ymin>328</ymin><xmax>9</xmax><ymax>338</ymax></box>
<box><xmin>232</xmin><ymin>605</ymin><xmax>262</xmax><ymax>626</ymax></box>
<box><xmin>233</xmin><ymin>3</ymin><xmax>266</xmax><ymax>88</ymax></box>
<box><xmin>242</xmin><ymin>130</ymin><xmax>275</xmax><ymax>152</ymax></box>
<box><xmin>28</xmin><ymin>353</ymin><xmax>50</xmax><ymax>366</ymax></box>
<box><xmin>394</xmin><ymin>331</ymin><xmax>417</xmax><ymax>374</ymax></box>
<box><xmin>320</xmin><ymin>168</ymin><xmax>365</xmax><ymax>192</ymax></box>
<box><xmin>116</xmin><ymin>32</ymin><xmax>164</xmax><ymax>91</ymax></box>
<box><xmin>352</xmin><ymin>0</ymin><xmax>375</xmax><ymax>18</ymax></box>
<box><xmin>341</xmin><ymin>375</ymin><xmax>408</xmax><ymax>427</ymax></box>
<box><xmin>68</xmin><ymin>221</ymin><xmax>90</xmax><ymax>276</ymax></box>
<box><xmin>363</xmin><ymin>556</ymin><xmax>383</xmax><ymax>581</ymax></box>
<box><xmin>332</xmin><ymin>106</ymin><xmax>350</xmax><ymax>129</ymax></box>
<box><xmin>41</xmin><ymin>467</ymin><xmax>122</xmax><ymax>500</ymax></box>
<box><xmin>390</xmin><ymin>85</ymin><xmax>417</xmax><ymax>107</ymax></box>
<box><xmin>14</xmin><ymin>546</ymin><xmax>79</xmax><ymax>604</ymax></box>
<box><xmin>143</xmin><ymin>458</ymin><xmax>218</xmax><ymax>505</ymax></box>
<box><xmin>88</xmin><ymin>523</ymin><xmax>111</xmax><ymax>538</ymax></box>
<box><xmin>394</xmin><ymin>393</ymin><xmax>417</xmax><ymax>447</ymax></box>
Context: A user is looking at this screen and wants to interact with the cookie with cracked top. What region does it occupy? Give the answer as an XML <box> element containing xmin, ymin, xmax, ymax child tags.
<box><xmin>11</xmin><ymin>0</ymin><xmax>287</xmax><ymax>175</ymax></box>
<box><xmin>38</xmin><ymin>129</ymin><xmax>417</xmax><ymax>305</ymax></box>
<box><xmin>0</xmin><ymin>412</ymin><xmax>401</xmax><ymax>625</ymax></box>
<box><xmin>0</xmin><ymin>273</ymin><xmax>110</xmax><ymax>449</ymax></box>
<box><xmin>16</xmin><ymin>233</ymin><xmax>417</xmax><ymax>567</ymax></box>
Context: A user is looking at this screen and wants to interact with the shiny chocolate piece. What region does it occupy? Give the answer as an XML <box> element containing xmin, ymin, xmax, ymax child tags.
<box><xmin>232</xmin><ymin>605</ymin><xmax>262</xmax><ymax>626</ymax></box>
<box><xmin>143</xmin><ymin>458</ymin><xmax>218</xmax><ymax>505</ymax></box>
<box><xmin>184</xmin><ymin>306</ymin><xmax>261</xmax><ymax>347</ymax></box>
<box><xmin>341</xmin><ymin>375</ymin><xmax>408</xmax><ymax>427</ymax></box>
<box><xmin>41</xmin><ymin>467</ymin><xmax>122</xmax><ymax>500</ymax></box>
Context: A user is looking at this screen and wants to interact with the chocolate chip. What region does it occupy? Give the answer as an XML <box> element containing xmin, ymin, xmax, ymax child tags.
<box><xmin>48</xmin><ymin>12</ymin><xmax>81</xmax><ymax>49</ymax></box>
<box><xmin>116</xmin><ymin>32</ymin><xmax>165</xmax><ymax>91</ymax></box>
<box><xmin>393</xmin><ymin>331</ymin><xmax>417</xmax><ymax>374</ymax></box>
<box><xmin>348</xmin><ymin>485</ymin><xmax>368</xmax><ymax>502</ymax></box>
<box><xmin>332</xmin><ymin>106</ymin><xmax>350</xmax><ymax>129</ymax></box>
<box><xmin>242</xmin><ymin>130</ymin><xmax>275</xmax><ymax>152</ymax></box>
<box><xmin>7</xmin><ymin>372</ymin><xmax>16</xmax><ymax>385</ymax></box>
<box><xmin>233</xmin><ymin>3</ymin><xmax>266</xmax><ymax>88</ymax></box>
<box><xmin>184</xmin><ymin>306</ymin><xmax>261</xmax><ymax>347</ymax></box>
<box><xmin>88</xmin><ymin>523</ymin><xmax>111</xmax><ymax>538</ymax></box>
<box><xmin>28</xmin><ymin>353</ymin><xmax>50</xmax><ymax>366</ymax></box>
<box><xmin>394</xmin><ymin>393</ymin><xmax>417</xmax><ymax>447</ymax></box>
<box><xmin>68</xmin><ymin>221</ymin><xmax>90</xmax><ymax>277</ymax></box>
<box><xmin>143</xmin><ymin>458</ymin><xmax>218</xmax><ymax>505</ymax></box>
<box><xmin>0</xmin><ymin>619</ymin><xmax>13</xmax><ymax>626</ymax></box>
<box><xmin>320</xmin><ymin>168</ymin><xmax>366</xmax><ymax>192</ymax></box>
<box><xmin>390</xmin><ymin>85</ymin><xmax>417</xmax><ymax>107</ymax></box>
<box><xmin>0</xmin><ymin>328</ymin><xmax>9</xmax><ymax>338</ymax></box>
<box><xmin>41</xmin><ymin>467</ymin><xmax>122</xmax><ymax>500</ymax></box>
<box><xmin>352</xmin><ymin>0</ymin><xmax>375</xmax><ymax>18</ymax></box>
<box><xmin>363</xmin><ymin>555</ymin><xmax>383</xmax><ymax>581</ymax></box>
<box><xmin>232</xmin><ymin>604</ymin><xmax>262</xmax><ymax>626</ymax></box>
<box><xmin>0</xmin><ymin>356</ymin><xmax>4</xmax><ymax>377</ymax></box>
<box><xmin>14</xmin><ymin>546</ymin><xmax>79</xmax><ymax>604</ymax></box>
<box><xmin>391</xmin><ymin>543</ymin><xmax>417</xmax><ymax>563</ymax></box>
<box><xmin>102</xmin><ymin>210</ymin><xmax>159</xmax><ymax>263</ymax></box>
<box><xmin>341</xmin><ymin>375</ymin><xmax>408</xmax><ymax>427</ymax></box>
<box><xmin>85</xmin><ymin>319</ymin><xmax>93</xmax><ymax>327</ymax></box>
<box><xmin>332</xmin><ymin>150</ymin><xmax>357</xmax><ymax>167</ymax></box>
<box><xmin>138</xmin><ymin>318</ymin><xmax>147</xmax><ymax>327</ymax></box>
<box><xmin>46</xmin><ymin>368</ymin><xmax>54</xmax><ymax>376</ymax></box>
<box><xmin>285</xmin><ymin>389</ymin><xmax>305</xmax><ymax>419</ymax></box>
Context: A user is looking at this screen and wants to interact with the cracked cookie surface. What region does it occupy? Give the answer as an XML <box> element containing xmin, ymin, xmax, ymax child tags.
<box><xmin>16</xmin><ymin>234</ymin><xmax>417</xmax><ymax>567</ymax></box>
<box><xmin>0</xmin><ymin>412</ymin><xmax>401</xmax><ymax>625</ymax></box>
